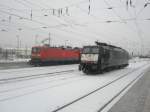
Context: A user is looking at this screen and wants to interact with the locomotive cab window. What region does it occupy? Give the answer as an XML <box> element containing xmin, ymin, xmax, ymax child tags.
<box><xmin>82</xmin><ymin>47</ymin><xmax>90</xmax><ymax>53</ymax></box>
<box><xmin>32</xmin><ymin>47</ymin><xmax>41</xmax><ymax>53</ymax></box>
<box><xmin>82</xmin><ymin>46</ymin><xmax>99</xmax><ymax>54</ymax></box>
<box><xmin>91</xmin><ymin>47</ymin><xmax>99</xmax><ymax>54</ymax></box>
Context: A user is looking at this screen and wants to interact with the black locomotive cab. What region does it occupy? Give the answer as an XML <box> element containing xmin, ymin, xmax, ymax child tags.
<box><xmin>79</xmin><ymin>46</ymin><xmax>101</xmax><ymax>73</ymax></box>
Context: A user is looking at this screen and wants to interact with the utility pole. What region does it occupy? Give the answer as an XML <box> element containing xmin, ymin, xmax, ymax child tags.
<box><xmin>16</xmin><ymin>35</ymin><xmax>19</xmax><ymax>58</ymax></box>
<box><xmin>25</xmin><ymin>45</ymin><xmax>28</xmax><ymax>58</ymax></box>
<box><xmin>35</xmin><ymin>34</ymin><xmax>38</xmax><ymax>46</ymax></box>
<box><xmin>41</xmin><ymin>33</ymin><xmax>51</xmax><ymax>47</ymax></box>
<box><xmin>16</xmin><ymin>35</ymin><xmax>19</xmax><ymax>49</ymax></box>
<box><xmin>20</xmin><ymin>39</ymin><xmax>21</xmax><ymax>49</ymax></box>
<box><xmin>48</xmin><ymin>32</ymin><xmax>51</xmax><ymax>46</ymax></box>
<box><xmin>65</xmin><ymin>40</ymin><xmax>68</xmax><ymax>47</ymax></box>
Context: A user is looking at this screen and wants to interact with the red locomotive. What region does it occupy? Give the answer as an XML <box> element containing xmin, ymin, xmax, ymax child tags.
<box><xmin>30</xmin><ymin>45</ymin><xmax>80</xmax><ymax>66</ymax></box>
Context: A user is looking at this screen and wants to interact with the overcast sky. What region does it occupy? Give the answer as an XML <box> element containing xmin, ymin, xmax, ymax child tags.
<box><xmin>0</xmin><ymin>0</ymin><xmax>150</xmax><ymax>55</ymax></box>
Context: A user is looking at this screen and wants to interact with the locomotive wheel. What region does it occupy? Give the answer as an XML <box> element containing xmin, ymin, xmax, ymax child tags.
<box><xmin>83</xmin><ymin>68</ymin><xmax>88</xmax><ymax>74</ymax></box>
<box><xmin>98</xmin><ymin>69</ymin><xmax>103</xmax><ymax>74</ymax></box>
<box><xmin>78</xmin><ymin>65</ymin><xmax>81</xmax><ymax>71</ymax></box>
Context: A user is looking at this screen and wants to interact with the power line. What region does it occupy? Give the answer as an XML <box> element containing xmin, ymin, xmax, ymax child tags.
<box><xmin>53</xmin><ymin>0</ymin><xmax>126</xmax><ymax>43</ymax></box>
<box><xmin>17</xmin><ymin>0</ymin><xmax>76</xmax><ymax>28</ymax></box>
<box><xmin>103</xmin><ymin>0</ymin><xmax>127</xmax><ymax>23</ymax></box>
<box><xmin>0</xmin><ymin>9</ymin><xmax>70</xmax><ymax>28</ymax></box>
<box><xmin>132</xmin><ymin>0</ymin><xmax>147</xmax><ymax>55</ymax></box>
<box><xmin>1</xmin><ymin>0</ymin><xmax>149</xmax><ymax>48</ymax></box>
<box><xmin>136</xmin><ymin>1</ymin><xmax>150</xmax><ymax>18</ymax></box>
<box><xmin>0</xmin><ymin>9</ymin><xmax>103</xmax><ymax>42</ymax></box>
<box><xmin>21</xmin><ymin>0</ymin><xmax>49</xmax><ymax>9</ymax></box>
<box><xmin>13</xmin><ymin>0</ymin><xmax>31</xmax><ymax>8</ymax></box>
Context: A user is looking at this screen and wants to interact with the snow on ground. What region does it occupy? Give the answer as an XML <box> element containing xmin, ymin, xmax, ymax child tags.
<box><xmin>0</xmin><ymin>64</ymin><xmax>78</xmax><ymax>80</ymax></box>
<box><xmin>59</xmin><ymin>63</ymin><xmax>150</xmax><ymax>112</ymax></box>
<box><xmin>0</xmin><ymin>58</ymin><xmax>30</xmax><ymax>63</ymax></box>
<box><xmin>0</xmin><ymin>59</ymin><xmax>149</xmax><ymax>112</ymax></box>
<box><xmin>129</xmin><ymin>57</ymin><xmax>150</xmax><ymax>63</ymax></box>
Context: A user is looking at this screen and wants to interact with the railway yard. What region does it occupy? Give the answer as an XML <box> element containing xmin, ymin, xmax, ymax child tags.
<box><xmin>0</xmin><ymin>58</ymin><xmax>149</xmax><ymax>112</ymax></box>
<box><xmin>0</xmin><ymin>0</ymin><xmax>150</xmax><ymax>112</ymax></box>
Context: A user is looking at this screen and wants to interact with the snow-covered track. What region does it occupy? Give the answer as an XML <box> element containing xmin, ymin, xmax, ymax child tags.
<box><xmin>0</xmin><ymin>61</ymin><xmax>149</xmax><ymax>112</ymax></box>
<box><xmin>0</xmin><ymin>70</ymin><xmax>76</xmax><ymax>84</ymax></box>
<box><xmin>0</xmin><ymin>64</ymin><xmax>78</xmax><ymax>84</ymax></box>
<box><xmin>52</xmin><ymin>64</ymin><xmax>149</xmax><ymax>112</ymax></box>
<box><xmin>97</xmin><ymin>70</ymin><xmax>146</xmax><ymax>112</ymax></box>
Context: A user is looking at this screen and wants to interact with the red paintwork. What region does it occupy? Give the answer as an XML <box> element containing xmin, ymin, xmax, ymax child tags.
<box><xmin>31</xmin><ymin>46</ymin><xmax>80</xmax><ymax>62</ymax></box>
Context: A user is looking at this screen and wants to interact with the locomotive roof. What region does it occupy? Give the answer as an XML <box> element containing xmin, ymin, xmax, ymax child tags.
<box><xmin>83</xmin><ymin>44</ymin><xmax>123</xmax><ymax>50</ymax></box>
<box><xmin>83</xmin><ymin>41</ymin><xmax>127</xmax><ymax>52</ymax></box>
<box><xmin>95</xmin><ymin>41</ymin><xmax>122</xmax><ymax>49</ymax></box>
<box><xmin>32</xmin><ymin>46</ymin><xmax>80</xmax><ymax>50</ymax></box>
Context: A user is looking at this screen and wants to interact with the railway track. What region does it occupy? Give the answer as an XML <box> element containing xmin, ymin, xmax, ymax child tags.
<box><xmin>0</xmin><ymin>62</ymin><xmax>149</xmax><ymax>112</ymax></box>
<box><xmin>97</xmin><ymin>71</ymin><xmax>146</xmax><ymax>112</ymax></box>
<box><xmin>0</xmin><ymin>69</ymin><xmax>76</xmax><ymax>84</ymax></box>
<box><xmin>0</xmin><ymin>70</ymin><xmax>84</xmax><ymax>94</ymax></box>
<box><xmin>0</xmin><ymin>67</ymin><xmax>132</xmax><ymax>102</ymax></box>
<box><xmin>52</xmin><ymin>64</ymin><xmax>149</xmax><ymax>112</ymax></box>
<box><xmin>0</xmin><ymin>73</ymin><xmax>87</xmax><ymax>102</ymax></box>
<box><xmin>0</xmin><ymin>66</ymin><xmax>132</xmax><ymax>102</ymax></box>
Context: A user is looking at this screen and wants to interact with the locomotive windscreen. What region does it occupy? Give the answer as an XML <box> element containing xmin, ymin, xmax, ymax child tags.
<box><xmin>82</xmin><ymin>46</ymin><xmax>99</xmax><ymax>54</ymax></box>
<box><xmin>32</xmin><ymin>47</ymin><xmax>41</xmax><ymax>53</ymax></box>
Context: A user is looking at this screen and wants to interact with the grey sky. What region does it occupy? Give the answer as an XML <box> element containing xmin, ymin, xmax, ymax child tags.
<box><xmin>0</xmin><ymin>0</ymin><xmax>150</xmax><ymax>55</ymax></box>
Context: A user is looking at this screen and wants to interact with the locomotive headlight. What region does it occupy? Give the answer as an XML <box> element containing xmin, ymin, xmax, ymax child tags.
<box><xmin>32</xmin><ymin>54</ymin><xmax>41</xmax><ymax>57</ymax></box>
<box><xmin>81</xmin><ymin>54</ymin><xmax>98</xmax><ymax>63</ymax></box>
<box><xmin>37</xmin><ymin>54</ymin><xmax>41</xmax><ymax>57</ymax></box>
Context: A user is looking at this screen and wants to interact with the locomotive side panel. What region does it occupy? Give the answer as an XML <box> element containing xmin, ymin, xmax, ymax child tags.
<box><xmin>30</xmin><ymin>46</ymin><xmax>80</xmax><ymax>65</ymax></box>
<box><xmin>41</xmin><ymin>48</ymin><xmax>79</xmax><ymax>62</ymax></box>
<box><xmin>106</xmin><ymin>48</ymin><xmax>129</xmax><ymax>68</ymax></box>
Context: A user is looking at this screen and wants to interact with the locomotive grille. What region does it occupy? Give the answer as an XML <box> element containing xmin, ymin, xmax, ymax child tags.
<box><xmin>81</xmin><ymin>54</ymin><xmax>98</xmax><ymax>63</ymax></box>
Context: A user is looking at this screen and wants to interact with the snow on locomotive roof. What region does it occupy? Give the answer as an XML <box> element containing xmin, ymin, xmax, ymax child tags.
<box><xmin>95</xmin><ymin>41</ymin><xmax>121</xmax><ymax>49</ymax></box>
<box><xmin>95</xmin><ymin>41</ymin><xmax>127</xmax><ymax>51</ymax></box>
<box><xmin>32</xmin><ymin>45</ymin><xmax>80</xmax><ymax>50</ymax></box>
<box><xmin>83</xmin><ymin>41</ymin><xmax>127</xmax><ymax>53</ymax></box>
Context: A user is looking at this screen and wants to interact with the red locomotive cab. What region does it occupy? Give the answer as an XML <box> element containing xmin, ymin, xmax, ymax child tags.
<box><xmin>31</xmin><ymin>46</ymin><xmax>41</xmax><ymax>57</ymax></box>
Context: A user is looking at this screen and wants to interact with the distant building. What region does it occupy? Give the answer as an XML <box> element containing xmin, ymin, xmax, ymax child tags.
<box><xmin>0</xmin><ymin>47</ymin><xmax>31</xmax><ymax>60</ymax></box>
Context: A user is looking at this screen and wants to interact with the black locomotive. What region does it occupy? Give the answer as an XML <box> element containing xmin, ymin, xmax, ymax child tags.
<box><xmin>79</xmin><ymin>41</ymin><xmax>129</xmax><ymax>73</ymax></box>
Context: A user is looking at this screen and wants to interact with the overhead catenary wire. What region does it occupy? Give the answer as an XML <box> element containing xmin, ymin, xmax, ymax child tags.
<box><xmin>132</xmin><ymin>0</ymin><xmax>146</xmax><ymax>55</ymax></box>
<box><xmin>136</xmin><ymin>1</ymin><xmax>150</xmax><ymax>18</ymax></box>
<box><xmin>0</xmin><ymin>0</ymin><xmax>124</xmax><ymax>31</ymax></box>
<box><xmin>0</xmin><ymin>0</ymin><xmax>149</xmax><ymax>50</ymax></box>
<box><xmin>13</xmin><ymin>0</ymin><xmax>31</xmax><ymax>8</ymax></box>
<box><xmin>103</xmin><ymin>0</ymin><xmax>127</xmax><ymax>23</ymax></box>
<box><xmin>0</xmin><ymin>2</ymin><xmax>140</xmax><ymax>35</ymax></box>
<box><xmin>21</xmin><ymin>0</ymin><xmax>45</xmax><ymax>9</ymax></box>
<box><xmin>0</xmin><ymin>9</ymin><xmax>105</xmax><ymax>43</ymax></box>
<box><xmin>16</xmin><ymin>0</ymin><xmax>123</xmax><ymax>42</ymax></box>
<box><xmin>57</xmin><ymin>0</ymin><xmax>126</xmax><ymax>43</ymax></box>
<box><xmin>0</xmin><ymin>0</ymin><xmax>148</xmax><ymax>29</ymax></box>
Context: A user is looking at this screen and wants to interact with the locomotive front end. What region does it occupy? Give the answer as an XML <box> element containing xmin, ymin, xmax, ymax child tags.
<box><xmin>79</xmin><ymin>46</ymin><xmax>99</xmax><ymax>73</ymax></box>
<box><xmin>30</xmin><ymin>46</ymin><xmax>42</xmax><ymax>65</ymax></box>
